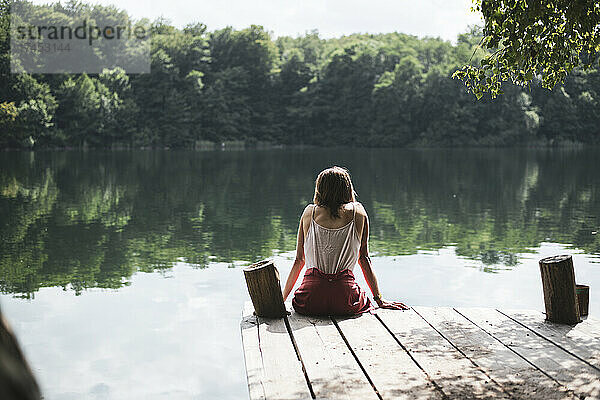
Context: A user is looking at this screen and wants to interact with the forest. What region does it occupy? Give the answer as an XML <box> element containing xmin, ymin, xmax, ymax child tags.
<box><xmin>1</xmin><ymin>1</ymin><xmax>600</xmax><ymax>149</ymax></box>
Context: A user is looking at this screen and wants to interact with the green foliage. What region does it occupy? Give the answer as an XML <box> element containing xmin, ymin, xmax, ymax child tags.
<box><xmin>454</xmin><ymin>1</ymin><xmax>600</xmax><ymax>98</ymax></box>
<box><xmin>0</xmin><ymin>101</ymin><xmax>17</xmax><ymax>123</ymax></box>
<box><xmin>0</xmin><ymin>73</ymin><xmax>57</xmax><ymax>147</ymax></box>
<box><xmin>55</xmin><ymin>74</ymin><xmax>103</xmax><ymax>146</ymax></box>
<box><xmin>1</xmin><ymin>1</ymin><xmax>600</xmax><ymax>147</ymax></box>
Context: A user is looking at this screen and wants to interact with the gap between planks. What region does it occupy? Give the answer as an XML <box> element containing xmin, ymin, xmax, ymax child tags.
<box><xmin>497</xmin><ymin>309</ymin><xmax>600</xmax><ymax>373</ymax></box>
<box><xmin>242</xmin><ymin>303</ymin><xmax>599</xmax><ymax>400</ymax></box>
<box><xmin>456</xmin><ymin>307</ymin><xmax>600</xmax><ymax>399</ymax></box>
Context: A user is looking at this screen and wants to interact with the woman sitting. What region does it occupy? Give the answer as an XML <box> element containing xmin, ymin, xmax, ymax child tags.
<box><xmin>282</xmin><ymin>166</ymin><xmax>408</xmax><ymax>316</ymax></box>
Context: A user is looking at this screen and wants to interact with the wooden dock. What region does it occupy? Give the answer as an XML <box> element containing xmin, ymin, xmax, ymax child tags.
<box><xmin>240</xmin><ymin>302</ymin><xmax>600</xmax><ymax>399</ymax></box>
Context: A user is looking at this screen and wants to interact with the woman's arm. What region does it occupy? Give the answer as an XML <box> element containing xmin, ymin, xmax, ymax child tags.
<box><xmin>357</xmin><ymin>207</ymin><xmax>409</xmax><ymax>310</ymax></box>
<box><xmin>282</xmin><ymin>208</ymin><xmax>308</xmax><ymax>301</ymax></box>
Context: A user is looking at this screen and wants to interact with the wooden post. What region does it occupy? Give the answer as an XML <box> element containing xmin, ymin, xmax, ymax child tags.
<box><xmin>243</xmin><ymin>260</ymin><xmax>287</xmax><ymax>318</ymax></box>
<box><xmin>576</xmin><ymin>284</ymin><xmax>589</xmax><ymax>317</ymax></box>
<box><xmin>539</xmin><ymin>255</ymin><xmax>580</xmax><ymax>324</ymax></box>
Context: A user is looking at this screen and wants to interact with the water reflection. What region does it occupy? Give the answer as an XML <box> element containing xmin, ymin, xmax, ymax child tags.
<box><xmin>1</xmin><ymin>148</ymin><xmax>599</xmax><ymax>296</ymax></box>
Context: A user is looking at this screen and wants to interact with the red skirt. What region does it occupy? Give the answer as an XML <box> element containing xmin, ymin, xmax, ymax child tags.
<box><xmin>292</xmin><ymin>267</ymin><xmax>374</xmax><ymax>316</ymax></box>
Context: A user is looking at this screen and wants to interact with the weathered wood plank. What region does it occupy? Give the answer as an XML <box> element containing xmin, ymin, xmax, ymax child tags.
<box><xmin>241</xmin><ymin>305</ymin><xmax>600</xmax><ymax>400</ymax></box>
<box><xmin>287</xmin><ymin>311</ymin><xmax>379</xmax><ymax>400</ymax></box>
<box><xmin>377</xmin><ymin>308</ymin><xmax>509</xmax><ymax>399</ymax></box>
<box><xmin>241</xmin><ymin>302</ymin><xmax>312</xmax><ymax>400</ymax></box>
<box><xmin>500</xmin><ymin>309</ymin><xmax>600</xmax><ymax>371</ymax></box>
<box><xmin>413</xmin><ymin>306</ymin><xmax>575</xmax><ymax>400</ymax></box>
<box><xmin>241</xmin><ymin>304</ymin><xmax>267</xmax><ymax>400</ymax></box>
<box><xmin>333</xmin><ymin>312</ymin><xmax>442</xmax><ymax>400</ymax></box>
<box><xmin>457</xmin><ymin>307</ymin><xmax>600</xmax><ymax>399</ymax></box>
<box><xmin>554</xmin><ymin>314</ymin><xmax>600</xmax><ymax>338</ymax></box>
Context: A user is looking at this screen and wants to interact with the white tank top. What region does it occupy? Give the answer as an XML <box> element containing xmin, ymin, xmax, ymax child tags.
<box><xmin>304</xmin><ymin>203</ymin><xmax>361</xmax><ymax>274</ymax></box>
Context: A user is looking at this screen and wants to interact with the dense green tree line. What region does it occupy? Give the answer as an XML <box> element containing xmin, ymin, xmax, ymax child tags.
<box><xmin>1</xmin><ymin>1</ymin><xmax>599</xmax><ymax>149</ymax></box>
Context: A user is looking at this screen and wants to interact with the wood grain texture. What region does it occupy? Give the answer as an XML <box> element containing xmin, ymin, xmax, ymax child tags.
<box><xmin>241</xmin><ymin>302</ymin><xmax>267</xmax><ymax>400</ymax></box>
<box><xmin>539</xmin><ymin>255</ymin><xmax>580</xmax><ymax>324</ymax></box>
<box><xmin>377</xmin><ymin>308</ymin><xmax>509</xmax><ymax>399</ymax></box>
<box><xmin>457</xmin><ymin>307</ymin><xmax>600</xmax><ymax>399</ymax></box>
<box><xmin>499</xmin><ymin>309</ymin><xmax>600</xmax><ymax>370</ymax></box>
<box><xmin>241</xmin><ymin>302</ymin><xmax>312</xmax><ymax>400</ymax></box>
<box><xmin>414</xmin><ymin>307</ymin><xmax>575</xmax><ymax>400</ymax></box>
<box><xmin>244</xmin><ymin>260</ymin><xmax>287</xmax><ymax>318</ymax></box>
<box><xmin>333</xmin><ymin>312</ymin><xmax>442</xmax><ymax>400</ymax></box>
<box><xmin>287</xmin><ymin>311</ymin><xmax>379</xmax><ymax>400</ymax></box>
<box><xmin>241</xmin><ymin>305</ymin><xmax>600</xmax><ymax>400</ymax></box>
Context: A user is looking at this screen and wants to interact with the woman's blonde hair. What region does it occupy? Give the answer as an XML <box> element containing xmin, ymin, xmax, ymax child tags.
<box><xmin>313</xmin><ymin>166</ymin><xmax>357</xmax><ymax>219</ymax></box>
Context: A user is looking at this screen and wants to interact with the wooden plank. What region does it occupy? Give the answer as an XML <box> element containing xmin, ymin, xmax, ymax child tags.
<box><xmin>457</xmin><ymin>307</ymin><xmax>600</xmax><ymax>399</ymax></box>
<box><xmin>241</xmin><ymin>302</ymin><xmax>312</xmax><ymax>400</ymax></box>
<box><xmin>500</xmin><ymin>309</ymin><xmax>600</xmax><ymax>370</ymax></box>
<box><xmin>414</xmin><ymin>306</ymin><xmax>575</xmax><ymax>400</ymax></box>
<box><xmin>575</xmin><ymin>316</ymin><xmax>600</xmax><ymax>337</ymax></box>
<box><xmin>241</xmin><ymin>303</ymin><xmax>267</xmax><ymax>400</ymax></box>
<box><xmin>542</xmin><ymin>313</ymin><xmax>600</xmax><ymax>338</ymax></box>
<box><xmin>377</xmin><ymin>308</ymin><xmax>509</xmax><ymax>399</ymax></box>
<box><xmin>287</xmin><ymin>311</ymin><xmax>379</xmax><ymax>400</ymax></box>
<box><xmin>333</xmin><ymin>312</ymin><xmax>442</xmax><ymax>400</ymax></box>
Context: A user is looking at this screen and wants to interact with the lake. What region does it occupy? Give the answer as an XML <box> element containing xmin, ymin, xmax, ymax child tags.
<box><xmin>1</xmin><ymin>148</ymin><xmax>599</xmax><ymax>399</ymax></box>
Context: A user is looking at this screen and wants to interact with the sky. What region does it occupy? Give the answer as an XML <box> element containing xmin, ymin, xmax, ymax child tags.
<box><xmin>32</xmin><ymin>0</ymin><xmax>483</xmax><ymax>42</ymax></box>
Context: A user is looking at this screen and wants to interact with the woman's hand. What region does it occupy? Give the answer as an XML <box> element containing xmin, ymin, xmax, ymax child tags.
<box><xmin>374</xmin><ymin>297</ymin><xmax>410</xmax><ymax>310</ymax></box>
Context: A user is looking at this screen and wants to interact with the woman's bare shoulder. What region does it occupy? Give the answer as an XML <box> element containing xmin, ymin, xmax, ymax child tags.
<box><xmin>303</xmin><ymin>203</ymin><xmax>315</xmax><ymax>213</ymax></box>
<box><xmin>300</xmin><ymin>204</ymin><xmax>315</xmax><ymax>219</ymax></box>
<box><xmin>353</xmin><ymin>201</ymin><xmax>368</xmax><ymax>217</ymax></box>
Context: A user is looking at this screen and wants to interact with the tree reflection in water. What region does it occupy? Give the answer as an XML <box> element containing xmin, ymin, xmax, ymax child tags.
<box><xmin>0</xmin><ymin>148</ymin><xmax>599</xmax><ymax>296</ymax></box>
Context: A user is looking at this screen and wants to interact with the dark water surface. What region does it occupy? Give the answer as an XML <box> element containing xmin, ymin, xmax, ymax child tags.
<box><xmin>1</xmin><ymin>148</ymin><xmax>599</xmax><ymax>399</ymax></box>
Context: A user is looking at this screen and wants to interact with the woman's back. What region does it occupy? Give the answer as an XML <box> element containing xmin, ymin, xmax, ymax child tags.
<box><xmin>304</xmin><ymin>202</ymin><xmax>361</xmax><ymax>274</ymax></box>
<box><xmin>283</xmin><ymin>166</ymin><xmax>408</xmax><ymax>315</ymax></box>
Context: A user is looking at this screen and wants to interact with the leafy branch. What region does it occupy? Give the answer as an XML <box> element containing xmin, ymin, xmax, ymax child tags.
<box><xmin>454</xmin><ymin>0</ymin><xmax>600</xmax><ymax>99</ymax></box>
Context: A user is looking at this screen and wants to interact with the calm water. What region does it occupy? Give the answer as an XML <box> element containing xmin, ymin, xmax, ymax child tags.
<box><xmin>1</xmin><ymin>148</ymin><xmax>600</xmax><ymax>399</ymax></box>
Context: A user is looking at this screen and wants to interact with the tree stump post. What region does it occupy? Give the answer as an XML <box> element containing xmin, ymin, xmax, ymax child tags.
<box><xmin>539</xmin><ymin>255</ymin><xmax>580</xmax><ymax>324</ymax></box>
<box><xmin>243</xmin><ymin>260</ymin><xmax>287</xmax><ymax>318</ymax></box>
<box><xmin>576</xmin><ymin>284</ymin><xmax>589</xmax><ymax>317</ymax></box>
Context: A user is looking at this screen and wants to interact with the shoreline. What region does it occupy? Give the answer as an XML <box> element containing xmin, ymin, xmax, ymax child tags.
<box><xmin>0</xmin><ymin>140</ymin><xmax>596</xmax><ymax>152</ymax></box>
